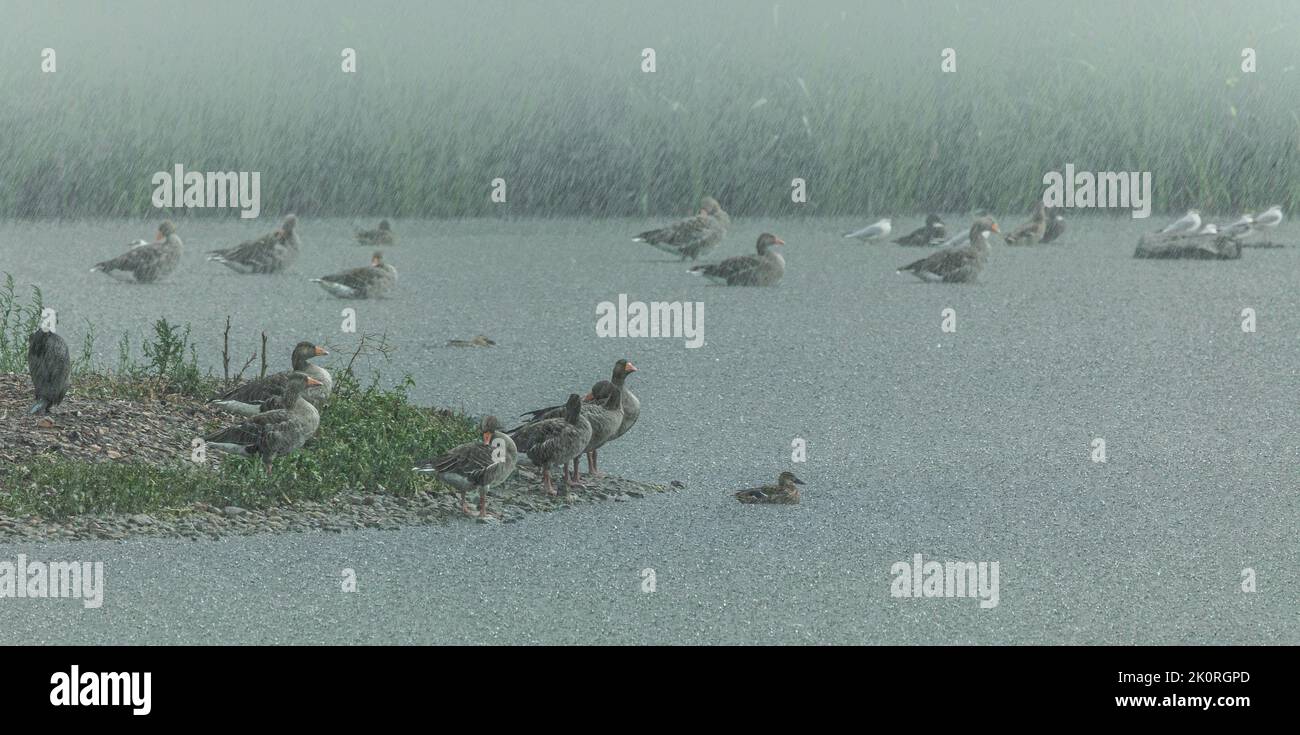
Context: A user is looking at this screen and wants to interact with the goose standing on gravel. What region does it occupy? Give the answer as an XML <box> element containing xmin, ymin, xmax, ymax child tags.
<box><xmin>897</xmin><ymin>216</ymin><xmax>999</xmax><ymax>283</ymax></box>
<box><xmin>413</xmin><ymin>416</ymin><xmax>517</xmax><ymax>518</ymax></box>
<box><xmin>356</xmin><ymin>220</ymin><xmax>396</xmax><ymax>245</ymax></box>
<box><xmin>844</xmin><ymin>218</ymin><xmax>892</xmax><ymax>243</ymax></box>
<box><xmin>205</xmin><ymin>372</ymin><xmax>322</xmax><ymax>474</ymax></box>
<box><xmin>689</xmin><ymin>233</ymin><xmax>786</xmax><ymax>286</ymax></box>
<box><xmin>211</xmin><ymin>341</ymin><xmax>331</xmax><ymax>415</ymax></box>
<box><xmin>207</xmin><ymin>214</ymin><xmax>300</xmax><ymax>274</ymax></box>
<box><xmin>1040</xmin><ymin>208</ymin><xmax>1066</xmax><ymax>244</ymax></box>
<box><xmin>90</xmin><ymin>220</ymin><xmax>182</xmax><ymax>283</ymax></box>
<box><xmin>1005</xmin><ymin>203</ymin><xmax>1047</xmax><ymax>245</ymax></box>
<box><xmin>27</xmin><ymin>329</ymin><xmax>70</xmax><ymax>415</ymax></box>
<box><xmin>517</xmin><ymin>359</ymin><xmax>639</xmax><ymax>477</ymax></box>
<box><xmin>512</xmin><ymin>383</ymin><xmax>619</xmax><ymax>483</ymax></box>
<box><xmin>1159</xmin><ymin>209</ymin><xmax>1201</xmax><ymax>235</ymax></box>
<box><xmin>508</xmin><ymin>394</ymin><xmax>591</xmax><ymax>496</ymax></box>
<box><xmin>734</xmin><ymin>471</ymin><xmax>806</xmax><ymax>505</ymax></box>
<box><xmin>632</xmin><ymin>196</ymin><xmax>729</xmax><ymax>261</ymax></box>
<box><xmin>892</xmin><ymin>214</ymin><xmax>945</xmax><ymax>246</ymax></box>
<box><xmin>312</xmin><ymin>251</ymin><xmax>398</xmax><ymax>299</ymax></box>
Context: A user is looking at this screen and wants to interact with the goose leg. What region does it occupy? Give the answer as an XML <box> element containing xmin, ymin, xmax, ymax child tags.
<box><xmin>542</xmin><ymin>466</ymin><xmax>555</xmax><ymax>496</ymax></box>
<box><xmin>587</xmin><ymin>450</ymin><xmax>604</xmax><ymax>478</ymax></box>
<box><xmin>571</xmin><ymin>456</ymin><xmax>581</xmax><ymax>483</ymax></box>
<box><xmin>566</xmin><ymin>460</ymin><xmax>585</xmax><ymax>490</ymax></box>
<box><xmin>458</xmin><ymin>490</ymin><xmax>471</xmax><ymax>515</ymax></box>
<box><xmin>477</xmin><ymin>488</ymin><xmax>494</xmax><ymax>518</ymax></box>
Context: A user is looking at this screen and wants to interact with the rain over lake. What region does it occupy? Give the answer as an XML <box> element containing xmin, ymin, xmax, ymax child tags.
<box><xmin>0</xmin><ymin>0</ymin><xmax>1297</xmax><ymax>653</ymax></box>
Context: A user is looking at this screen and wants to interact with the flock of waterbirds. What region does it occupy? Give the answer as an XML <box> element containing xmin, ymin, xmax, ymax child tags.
<box><xmin>17</xmin><ymin>196</ymin><xmax>1289</xmax><ymax>515</ymax></box>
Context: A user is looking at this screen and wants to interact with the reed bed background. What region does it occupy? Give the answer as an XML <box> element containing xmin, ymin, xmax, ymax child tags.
<box><xmin>0</xmin><ymin>0</ymin><xmax>1297</xmax><ymax>219</ymax></box>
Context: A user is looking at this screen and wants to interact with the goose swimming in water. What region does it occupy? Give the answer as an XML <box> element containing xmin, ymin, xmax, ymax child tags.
<box><xmin>91</xmin><ymin>220</ymin><xmax>183</xmax><ymax>283</ymax></box>
<box><xmin>632</xmin><ymin>196</ymin><xmax>729</xmax><ymax>261</ymax></box>
<box><xmin>508</xmin><ymin>394</ymin><xmax>591</xmax><ymax>496</ymax></box>
<box><xmin>892</xmin><ymin>214</ymin><xmax>946</xmax><ymax>246</ymax></box>
<box><xmin>897</xmin><ymin>217</ymin><xmax>999</xmax><ymax>283</ymax></box>
<box><xmin>205</xmin><ymin>372</ymin><xmax>323</xmax><ymax>474</ymax></box>
<box><xmin>413</xmin><ymin>416</ymin><xmax>517</xmax><ymax>518</ymax></box>
<box><xmin>734</xmin><ymin>471</ymin><xmax>805</xmax><ymax>505</ymax></box>
<box><xmin>207</xmin><ymin>214</ymin><xmax>300</xmax><ymax>274</ymax></box>
<box><xmin>210</xmin><ymin>342</ymin><xmax>331</xmax><ymax>416</ymax></box>
<box><xmin>356</xmin><ymin>219</ymin><xmax>396</xmax><ymax>245</ymax></box>
<box><xmin>27</xmin><ymin>329</ymin><xmax>70</xmax><ymax>415</ymax></box>
<box><xmin>689</xmin><ymin>233</ymin><xmax>786</xmax><ymax>286</ymax></box>
<box><xmin>1159</xmin><ymin>209</ymin><xmax>1201</xmax><ymax>235</ymax></box>
<box><xmin>311</xmin><ymin>251</ymin><xmax>398</xmax><ymax>299</ymax></box>
<box><xmin>844</xmin><ymin>218</ymin><xmax>892</xmax><ymax>242</ymax></box>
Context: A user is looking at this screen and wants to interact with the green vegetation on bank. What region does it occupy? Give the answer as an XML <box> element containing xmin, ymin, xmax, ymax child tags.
<box><xmin>0</xmin><ymin>276</ymin><xmax>475</xmax><ymax>520</ymax></box>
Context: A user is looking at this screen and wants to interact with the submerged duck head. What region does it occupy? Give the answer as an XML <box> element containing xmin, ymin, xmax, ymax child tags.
<box><xmin>157</xmin><ymin>220</ymin><xmax>176</xmax><ymax>239</ymax></box>
<box><xmin>479</xmin><ymin>415</ymin><xmax>502</xmax><ymax>444</ymax></box>
<box><xmin>778</xmin><ymin>471</ymin><xmax>805</xmax><ymax>486</ymax></box>
<box><xmin>756</xmin><ymin>233</ymin><xmax>786</xmax><ymax>254</ymax></box>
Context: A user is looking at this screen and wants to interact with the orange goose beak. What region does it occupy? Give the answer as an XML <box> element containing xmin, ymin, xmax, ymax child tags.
<box><xmin>314</xmin><ymin>346</ymin><xmax>329</xmax><ymax>356</ymax></box>
<box><xmin>305</xmin><ymin>377</ymin><xmax>324</xmax><ymax>387</ymax></box>
<box><xmin>482</xmin><ymin>431</ymin><xmax>493</xmax><ymax>444</ymax></box>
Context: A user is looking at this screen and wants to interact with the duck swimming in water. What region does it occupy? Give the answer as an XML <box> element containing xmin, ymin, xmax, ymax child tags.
<box><xmin>734</xmin><ymin>471</ymin><xmax>806</xmax><ymax>505</ymax></box>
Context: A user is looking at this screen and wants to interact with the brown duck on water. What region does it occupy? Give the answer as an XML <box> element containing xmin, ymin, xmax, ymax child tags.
<box><xmin>734</xmin><ymin>471</ymin><xmax>806</xmax><ymax>505</ymax></box>
<box><xmin>27</xmin><ymin>329</ymin><xmax>70</xmax><ymax>415</ymax></box>
<box><xmin>311</xmin><ymin>251</ymin><xmax>398</xmax><ymax>299</ymax></box>
<box><xmin>508</xmin><ymin>394</ymin><xmax>592</xmax><ymax>496</ymax></box>
<box><xmin>207</xmin><ymin>214</ymin><xmax>300</xmax><ymax>274</ymax></box>
<box><xmin>689</xmin><ymin>233</ymin><xmax>786</xmax><ymax>286</ymax></box>
<box><xmin>356</xmin><ymin>220</ymin><xmax>396</xmax><ymax>245</ymax></box>
<box><xmin>91</xmin><ymin>220</ymin><xmax>183</xmax><ymax>283</ymax></box>
<box><xmin>897</xmin><ymin>217</ymin><xmax>999</xmax><ymax>283</ymax></box>
<box><xmin>205</xmin><ymin>372</ymin><xmax>323</xmax><ymax>474</ymax></box>
<box><xmin>892</xmin><ymin>214</ymin><xmax>946</xmax><ymax>246</ymax></box>
<box><xmin>413</xmin><ymin>416</ymin><xmax>517</xmax><ymax>518</ymax></box>
<box><xmin>210</xmin><ymin>342</ymin><xmax>331</xmax><ymax>416</ymax></box>
<box><xmin>518</xmin><ymin>359</ymin><xmax>639</xmax><ymax>477</ymax></box>
<box><xmin>632</xmin><ymin>196</ymin><xmax>729</xmax><ymax>261</ymax></box>
<box><xmin>1005</xmin><ymin>203</ymin><xmax>1047</xmax><ymax>245</ymax></box>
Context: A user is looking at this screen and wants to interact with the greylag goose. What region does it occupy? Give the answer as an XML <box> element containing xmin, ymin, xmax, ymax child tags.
<box><xmin>90</xmin><ymin>220</ymin><xmax>182</xmax><ymax>283</ymax></box>
<box><xmin>844</xmin><ymin>217</ymin><xmax>892</xmax><ymax>242</ymax></box>
<box><xmin>27</xmin><ymin>329</ymin><xmax>70</xmax><ymax>415</ymax></box>
<box><xmin>632</xmin><ymin>196</ymin><xmax>729</xmax><ymax>261</ymax></box>
<box><xmin>734</xmin><ymin>471</ymin><xmax>805</xmax><ymax>505</ymax></box>
<box><xmin>508</xmin><ymin>394</ymin><xmax>592</xmax><ymax>496</ymax></box>
<box><xmin>517</xmin><ymin>359</ymin><xmax>639</xmax><ymax>477</ymax></box>
<box><xmin>205</xmin><ymin>372</ymin><xmax>322</xmax><ymax>474</ymax></box>
<box><xmin>356</xmin><ymin>219</ymin><xmax>396</xmax><ymax>245</ymax></box>
<box><xmin>207</xmin><ymin>214</ymin><xmax>300</xmax><ymax>274</ymax></box>
<box><xmin>892</xmin><ymin>214</ymin><xmax>945</xmax><ymax>246</ymax></box>
<box><xmin>897</xmin><ymin>216</ymin><xmax>999</xmax><ymax>283</ymax></box>
<box><xmin>689</xmin><ymin>233</ymin><xmax>786</xmax><ymax>286</ymax></box>
<box><xmin>311</xmin><ymin>251</ymin><xmax>397</xmax><ymax>299</ymax></box>
<box><xmin>211</xmin><ymin>341</ymin><xmax>331</xmax><ymax>416</ymax></box>
<box><xmin>1005</xmin><ymin>203</ymin><xmax>1047</xmax><ymax>245</ymax></box>
<box><xmin>1159</xmin><ymin>210</ymin><xmax>1201</xmax><ymax>234</ymax></box>
<box><xmin>1040</xmin><ymin>209</ymin><xmax>1066</xmax><ymax>243</ymax></box>
<box><xmin>413</xmin><ymin>416</ymin><xmax>517</xmax><ymax>518</ymax></box>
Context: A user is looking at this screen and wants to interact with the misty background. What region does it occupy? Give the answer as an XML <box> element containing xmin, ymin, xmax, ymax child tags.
<box><xmin>1</xmin><ymin>0</ymin><xmax>1297</xmax><ymax>219</ymax></box>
